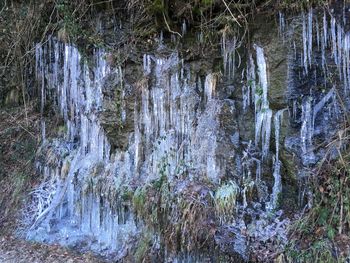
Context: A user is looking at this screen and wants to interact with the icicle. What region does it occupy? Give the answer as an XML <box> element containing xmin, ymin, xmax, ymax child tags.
<box><xmin>35</xmin><ymin>43</ymin><xmax>46</xmax><ymax>142</ymax></box>
<box><xmin>255</xmin><ymin>159</ymin><xmax>261</xmax><ymax>182</ymax></box>
<box><xmin>29</xmin><ymin>40</ymin><xmax>132</xmax><ymax>253</ymax></box>
<box><xmin>274</xmin><ymin>110</ymin><xmax>285</xmax><ymax>160</ymax></box>
<box><xmin>242</xmin><ymin>84</ymin><xmax>250</xmax><ymax>111</ymax></box>
<box><xmin>344</xmin><ymin>33</ymin><xmax>350</xmax><ymax>91</ymax></box>
<box><xmin>300</xmin><ymin>97</ymin><xmax>316</xmax><ymax>166</ymax></box>
<box><xmin>268</xmin><ymin>109</ymin><xmax>286</xmax><ymax>210</ymax></box>
<box><xmin>302</xmin><ymin>13</ymin><xmax>308</xmax><ymax>74</ymax></box>
<box><xmin>182</xmin><ymin>20</ymin><xmax>187</xmax><ymax>36</ymax></box>
<box><xmin>159</xmin><ymin>30</ymin><xmax>164</xmax><ymax>45</ymax></box>
<box><xmin>255</xmin><ymin>45</ymin><xmax>269</xmax><ymax>109</ymax></box>
<box><xmin>331</xmin><ymin>17</ymin><xmax>338</xmax><ymax>66</ymax></box>
<box><xmin>241</xmin><ymin>141</ymin><xmax>261</xmax><ymax>183</ymax></box>
<box><xmin>316</xmin><ymin>16</ymin><xmax>320</xmax><ymax>50</ymax></box>
<box><xmin>255</xmin><ymin>109</ymin><xmax>273</xmax><ymax>158</ymax></box>
<box><xmin>278</xmin><ymin>12</ymin><xmax>286</xmax><ymax>38</ymax></box>
<box><xmin>300</xmin><ymin>10</ymin><xmax>314</xmax><ymax>74</ymax></box>
<box><xmin>248</xmin><ymin>54</ymin><xmax>257</xmax><ymax>110</ymax></box>
<box><xmin>307</xmin><ymin>10</ymin><xmax>313</xmax><ymax>68</ymax></box>
<box><xmin>205</xmin><ymin>73</ymin><xmax>216</xmax><ymax>101</ymax></box>
<box><xmin>337</xmin><ymin>23</ymin><xmax>343</xmax><ymax>79</ymax></box>
<box><xmin>222</xmin><ymin>35</ymin><xmax>237</xmax><ymax>80</ymax></box>
<box><xmin>323</xmin><ymin>11</ymin><xmax>328</xmax><ymax>47</ymax></box>
<box><xmin>254</xmin><ymin>45</ymin><xmax>272</xmax><ymax>158</ymax></box>
<box><xmin>292</xmin><ymin>100</ymin><xmax>297</xmax><ymax>120</ymax></box>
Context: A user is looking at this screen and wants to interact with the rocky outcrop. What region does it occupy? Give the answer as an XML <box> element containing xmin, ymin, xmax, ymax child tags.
<box><xmin>16</xmin><ymin>3</ymin><xmax>350</xmax><ymax>262</ymax></box>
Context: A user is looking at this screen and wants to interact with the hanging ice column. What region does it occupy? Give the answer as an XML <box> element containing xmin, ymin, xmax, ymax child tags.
<box><xmin>268</xmin><ymin>109</ymin><xmax>285</xmax><ymax>210</ymax></box>
<box><xmin>300</xmin><ymin>97</ymin><xmax>315</xmax><ymax>166</ymax></box>
<box><xmin>35</xmin><ymin>45</ymin><xmax>46</xmax><ymax>142</ymax></box>
<box><xmin>302</xmin><ymin>10</ymin><xmax>313</xmax><ymax>74</ymax></box>
<box><xmin>300</xmin><ymin>9</ymin><xmax>350</xmax><ymax>91</ymax></box>
<box><xmin>205</xmin><ymin>73</ymin><xmax>217</xmax><ymax>101</ymax></box>
<box><xmin>254</xmin><ymin>45</ymin><xmax>273</xmax><ymax>159</ymax></box>
<box><xmin>242</xmin><ymin>54</ymin><xmax>257</xmax><ymax>111</ymax></box>
<box><xmin>35</xmin><ymin>41</ymin><xmax>111</xmax><ymax>157</ymax></box>
<box><xmin>137</xmin><ymin>52</ymin><xmax>205</xmax><ymax>181</ymax></box>
<box><xmin>222</xmin><ymin>35</ymin><xmax>238</xmax><ymax>80</ymax></box>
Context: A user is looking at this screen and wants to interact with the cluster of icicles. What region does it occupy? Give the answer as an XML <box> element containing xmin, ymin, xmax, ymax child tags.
<box><xmin>30</xmin><ymin>38</ymin><xmax>281</xmax><ymax>257</ymax></box>
<box><xmin>23</xmin><ymin>7</ymin><xmax>350</xmax><ymax>258</ymax></box>
<box><xmin>219</xmin><ymin>25</ymin><xmax>285</xmax><ymax>210</ymax></box>
<box><xmin>27</xmin><ymin>42</ymin><xmax>136</xmax><ymax>254</ymax></box>
<box><xmin>27</xmin><ymin>35</ymin><xmax>222</xmax><ymax>255</ymax></box>
<box><xmin>237</xmin><ymin>8</ymin><xmax>349</xmax><ymax>209</ymax></box>
<box><xmin>281</xmin><ymin>9</ymin><xmax>345</xmax><ymax>166</ymax></box>
<box><xmin>279</xmin><ymin>9</ymin><xmax>350</xmax><ymax>88</ymax></box>
<box><xmin>27</xmin><ymin>31</ymin><xmax>263</xmax><ymax>256</ymax></box>
<box><xmin>241</xmin><ymin>43</ymin><xmax>284</xmax><ymax>211</ymax></box>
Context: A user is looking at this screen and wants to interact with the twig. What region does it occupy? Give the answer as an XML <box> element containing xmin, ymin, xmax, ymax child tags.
<box><xmin>0</xmin><ymin>0</ymin><xmax>7</xmax><ymax>16</ymax></box>
<box><xmin>163</xmin><ymin>12</ymin><xmax>182</xmax><ymax>38</ymax></box>
<box><xmin>2</xmin><ymin>111</ymin><xmax>36</xmax><ymax>139</ymax></box>
<box><xmin>221</xmin><ymin>0</ymin><xmax>241</xmax><ymax>27</ymax></box>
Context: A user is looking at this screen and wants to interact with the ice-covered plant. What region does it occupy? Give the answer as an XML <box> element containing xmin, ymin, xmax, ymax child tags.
<box><xmin>214</xmin><ymin>180</ymin><xmax>239</xmax><ymax>224</ymax></box>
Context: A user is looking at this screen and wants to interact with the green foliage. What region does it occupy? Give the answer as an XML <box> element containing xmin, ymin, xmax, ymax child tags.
<box><xmin>255</xmin><ymin>85</ymin><xmax>263</xmax><ymax>97</ymax></box>
<box><xmin>191</xmin><ymin>0</ymin><xmax>214</xmax><ymax>16</ymax></box>
<box><xmin>133</xmin><ymin>186</ymin><xmax>147</xmax><ymax>217</ymax></box>
<box><xmin>121</xmin><ymin>187</ymin><xmax>134</xmax><ymax>202</ymax></box>
<box><xmin>242</xmin><ymin>177</ymin><xmax>255</xmax><ymax>207</ymax></box>
<box><xmin>149</xmin><ymin>0</ymin><xmax>166</xmax><ymax>14</ymax></box>
<box><xmin>286</xmin><ymin>239</ymin><xmax>336</xmax><ymax>263</ymax></box>
<box><xmin>201</xmin><ymin>0</ymin><xmax>214</xmax><ymax>7</ymax></box>
<box><xmin>157</xmin><ymin>154</ymin><xmax>169</xmax><ymax>179</ymax></box>
<box><xmin>247</xmin><ymin>79</ymin><xmax>255</xmax><ymax>88</ymax></box>
<box><xmin>56</xmin><ymin>0</ymin><xmax>84</xmax><ymax>42</ymax></box>
<box><xmin>133</xmin><ymin>153</ymin><xmax>172</xmax><ymax>226</ymax></box>
<box><xmin>214</xmin><ymin>181</ymin><xmax>239</xmax><ymax>223</ymax></box>
<box><xmin>174</xmin><ymin>158</ymin><xmax>192</xmax><ymax>178</ymax></box>
<box><xmin>130</xmin><ymin>152</ymin><xmax>215</xmax><ymax>252</ymax></box>
<box><xmin>57</xmin><ymin>124</ymin><xmax>67</xmax><ymax>136</ymax></box>
<box><xmin>152</xmin><ymin>173</ymin><xmax>167</xmax><ymax>190</ymax></box>
<box><xmin>55</xmin><ymin>0</ymin><xmax>106</xmax><ymax>48</ymax></box>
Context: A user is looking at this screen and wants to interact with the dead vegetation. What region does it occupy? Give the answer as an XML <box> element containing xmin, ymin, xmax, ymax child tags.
<box><xmin>0</xmin><ymin>235</ymin><xmax>107</xmax><ymax>263</ymax></box>
<box><xmin>0</xmin><ymin>103</ymin><xmax>40</xmax><ymax>232</ymax></box>
<box><xmin>0</xmin><ymin>100</ymin><xmax>61</xmax><ymax>233</ymax></box>
<box><xmin>130</xmin><ymin>177</ymin><xmax>215</xmax><ymax>255</ymax></box>
<box><xmin>0</xmin><ymin>0</ymin><xmax>331</xmax><ymax>106</ymax></box>
<box><xmin>285</xmin><ymin>122</ymin><xmax>350</xmax><ymax>262</ymax></box>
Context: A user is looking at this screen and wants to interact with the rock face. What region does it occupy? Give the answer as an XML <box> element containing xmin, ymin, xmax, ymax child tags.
<box><xmin>20</xmin><ymin>5</ymin><xmax>350</xmax><ymax>262</ymax></box>
<box><xmin>100</xmin><ymin>68</ymin><xmax>140</xmax><ymax>151</ymax></box>
<box><xmin>193</xmin><ymin>99</ymin><xmax>238</xmax><ymax>182</ymax></box>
